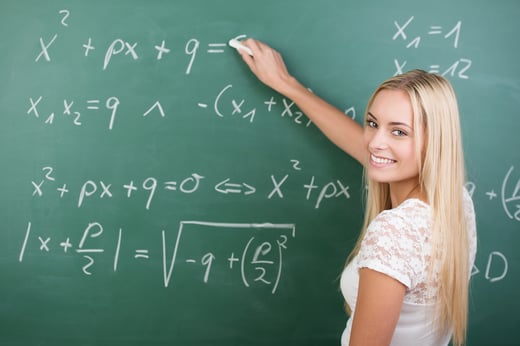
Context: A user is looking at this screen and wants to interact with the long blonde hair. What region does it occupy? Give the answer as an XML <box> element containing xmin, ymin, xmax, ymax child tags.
<box><xmin>347</xmin><ymin>70</ymin><xmax>470</xmax><ymax>345</ymax></box>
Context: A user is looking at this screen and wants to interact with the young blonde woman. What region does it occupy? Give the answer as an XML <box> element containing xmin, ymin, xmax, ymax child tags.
<box><xmin>236</xmin><ymin>39</ymin><xmax>477</xmax><ymax>346</ymax></box>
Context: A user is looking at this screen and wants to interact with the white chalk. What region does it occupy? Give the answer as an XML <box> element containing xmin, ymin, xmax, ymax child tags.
<box><xmin>228</xmin><ymin>38</ymin><xmax>253</xmax><ymax>56</ymax></box>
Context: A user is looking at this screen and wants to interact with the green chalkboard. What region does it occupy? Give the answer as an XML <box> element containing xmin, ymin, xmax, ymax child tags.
<box><xmin>0</xmin><ymin>0</ymin><xmax>518</xmax><ymax>345</ymax></box>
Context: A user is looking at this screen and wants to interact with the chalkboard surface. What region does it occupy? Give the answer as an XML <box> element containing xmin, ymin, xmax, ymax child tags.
<box><xmin>0</xmin><ymin>0</ymin><xmax>518</xmax><ymax>345</ymax></box>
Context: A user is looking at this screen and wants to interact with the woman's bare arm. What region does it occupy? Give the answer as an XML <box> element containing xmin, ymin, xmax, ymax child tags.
<box><xmin>239</xmin><ymin>39</ymin><xmax>366</xmax><ymax>165</ymax></box>
<box><xmin>349</xmin><ymin>269</ymin><xmax>406</xmax><ymax>345</ymax></box>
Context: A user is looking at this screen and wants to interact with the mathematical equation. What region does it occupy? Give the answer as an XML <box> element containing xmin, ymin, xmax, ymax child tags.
<box><xmin>37</xmin><ymin>34</ymin><xmax>234</xmax><ymax>73</ymax></box>
<box><xmin>19</xmin><ymin>220</ymin><xmax>295</xmax><ymax>293</ymax></box>
<box><xmin>28</xmin><ymin>10</ymin><xmax>319</xmax><ymax>129</ymax></box>
<box><xmin>391</xmin><ymin>16</ymin><xmax>472</xmax><ymax>78</ymax></box>
<box><xmin>25</xmin><ymin>85</ymin><xmax>313</xmax><ymax>129</ymax></box>
<box><xmin>31</xmin><ymin>165</ymin><xmax>351</xmax><ymax>210</ymax></box>
<box><xmin>38</xmin><ymin>10</ymin><xmax>240</xmax><ymax>74</ymax></box>
<box><xmin>40</xmin><ymin>11</ymin><xmax>474</xmax><ymax>79</ymax></box>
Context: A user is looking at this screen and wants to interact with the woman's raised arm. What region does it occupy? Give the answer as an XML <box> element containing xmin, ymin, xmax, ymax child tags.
<box><xmin>239</xmin><ymin>38</ymin><xmax>366</xmax><ymax>165</ymax></box>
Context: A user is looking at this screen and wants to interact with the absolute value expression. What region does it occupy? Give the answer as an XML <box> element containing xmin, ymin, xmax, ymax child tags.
<box><xmin>19</xmin><ymin>220</ymin><xmax>296</xmax><ymax>294</ymax></box>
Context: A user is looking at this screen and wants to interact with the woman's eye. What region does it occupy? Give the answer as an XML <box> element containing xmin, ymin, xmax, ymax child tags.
<box><xmin>392</xmin><ymin>129</ymin><xmax>407</xmax><ymax>136</ymax></box>
<box><xmin>366</xmin><ymin>120</ymin><xmax>377</xmax><ymax>128</ymax></box>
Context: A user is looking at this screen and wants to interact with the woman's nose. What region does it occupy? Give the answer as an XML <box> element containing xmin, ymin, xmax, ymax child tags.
<box><xmin>367</xmin><ymin>129</ymin><xmax>388</xmax><ymax>151</ymax></box>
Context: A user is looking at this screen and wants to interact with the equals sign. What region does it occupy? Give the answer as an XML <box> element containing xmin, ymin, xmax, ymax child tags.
<box><xmin>207</xmin><ymin>43</ymin><xmax>226</xmax><ymax>54</ymax></box>
<box><xmin>87</xmin><ymin>100</ymin><xmax>100</xmax><ymax>110</ymax></box>
<box><xmin>428</xmin><ymin>26</ymin><xmax>442</xmax><ymax>35</ymax></box>
<box><xmin>429</xmin><ymin>65</ymin><xmax>440</xmax><ymax>73</ymax></box>
<box><xmin>135</xmin><ymin>249</ymin><xmax>149</xmax><ymax>259</ymax></box>
<box><xmin>164</xmin><ymin>181</ymin><xmax>177</xmax><ymax>191</ymax></box>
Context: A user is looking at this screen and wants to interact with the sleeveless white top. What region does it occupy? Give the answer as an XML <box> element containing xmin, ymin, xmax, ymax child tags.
<box><xmin>340</xmin><ymin>189</ymin><xmax>477</xmax><ymax>345</ymax></box>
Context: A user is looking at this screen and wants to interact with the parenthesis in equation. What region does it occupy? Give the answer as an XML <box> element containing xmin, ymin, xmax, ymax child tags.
<box><xmin>240</xmin><ymin>236</ymin><xmax>286</xmax><ymax>294</ymax></box>
<box><xmin>240</xmin><ymin>236</ymin><xmax>254</xmax><ymax>288</ymax></box>
<box><xmin>501</xmin><ymin>165</ymin><xmax>519</xmax><ymax>221</ymax></box>
<box><xmin>214</xmin><ymin>84</ymin><xmax>232</xmax><ymax>117</ymax></box>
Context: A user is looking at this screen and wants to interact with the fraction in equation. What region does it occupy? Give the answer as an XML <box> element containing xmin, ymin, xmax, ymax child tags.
<box><xmin>163</xmin><ymin>221</ymin><xmax>296</xmax><ymax>294</ymax></box>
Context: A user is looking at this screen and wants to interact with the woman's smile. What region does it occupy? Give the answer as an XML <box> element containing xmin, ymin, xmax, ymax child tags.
<box><xmin>369</xmin><ymin>153</ymin><xmax>396</xmax><ymax>166</ymax></box>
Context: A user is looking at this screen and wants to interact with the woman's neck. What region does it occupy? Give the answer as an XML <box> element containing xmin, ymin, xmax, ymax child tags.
<box><xmin>389</xmin><ymin>182</ymin><xmax>425</xmax><ymax>208</ymax></box>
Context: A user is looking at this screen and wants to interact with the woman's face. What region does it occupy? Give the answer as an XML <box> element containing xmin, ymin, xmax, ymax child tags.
<box><xmin>364</xmin><ymin>89</ymin><xmax>424</xmax><ymax>194</ymax></box>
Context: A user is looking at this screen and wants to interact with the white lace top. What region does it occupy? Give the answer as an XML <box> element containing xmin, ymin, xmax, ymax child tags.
<box><xmin>340</xmin><ymin>189</ymin><xmax>477</xmax><ymax>346</ymax></box>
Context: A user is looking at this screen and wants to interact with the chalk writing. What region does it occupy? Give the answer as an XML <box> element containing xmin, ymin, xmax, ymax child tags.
<box><xmin>14</xmin><ymin>5</ymin><xmax>516</xmax><ymax>297</ymax></box>
<box><xmin>391</xmin><ymin>16</ymin><xmax>472</xmax><ymax>79</ymax></box>
<box><xmin>393</xmin><ymin>58</ymin><xmax>472</xmax><ymax>79</ymax></box>
<box><xmin>393</xmin><ymin>17</ymin><xmax>462</xmax><ymax>48</ymax></box>
<box><xmin>26</xmin><ymin>95</ymin><xmax>135</xmax><ymax>129</ymax></box>
<box><xmin>31</xmin><ymin>166</ymin><xmax>351</xmax><ymax>210</ymax></box>
<box><xmin>19</xmin><ymin>220</ymin><xmax>295</xmax><ymax>293</ymax></box>
<box><xmin>36</xmin><ymin>31</ymin><xmax>234</xmax><ymax>73</ymax></box>
<box><xmin>24</xmin><ymin>90</ymin><xmax>316</xmax><ymax>127</ymax></box>
<box><xmin>472</xmin><ymin>251</ymin><xmax>509</xmax><ymax>283</ymax></box>
<box><xmin>501</xmin><ymin>166</ymin><xmax>520</xmax><ymax>221</ymax></box>
<box><xmin>58</xmin><ymin>9</ymin><xmax>70</xmax><ymax>27</ymax></box>
<box><xmin>35</xmin><ymin>34</ymin><xmax>58</xmax><ymax>62</ymax></box>
<box><xmin>163</xmin><ymin>221</ymin><xmax>295</xmax><ymax>293</ymax></box>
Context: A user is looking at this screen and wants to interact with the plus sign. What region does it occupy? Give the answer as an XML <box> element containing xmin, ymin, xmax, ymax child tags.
<box><xmin>264</xmin><ymin>96</ymin><xmax>277</xmax><ymax>112</ymax></box>
<box><xmin>154</xmin><ymin>40</ymin><xmax>170</xmax><ymax>60</ymax></box>
<box><xmin>57</xmin><ymin>184</ymin><xmax>69</xmax><ymax>197</ymax></box>
<box><xmin>123</xmin><ymin>180</ymin><xmax>138</xmax><ymax>197</ymax></box>
<box><xmin>82</xmin><ymin>37</ymin><xmax>95</xmax><ymax>56</ymax></box>
<box><xmin>486</xmin><ymin>190</ymin><xmax>497</xmax><ymax>200</ymax></box>
<box><xmin>60</xmin><ymin>237</ymin><xmax>73</xmax><ymax>253</ymax></box>
<box><xmin>227</xmin><ymin>253</ymin><xmax>240</xmax><ymax>269</ymax></box>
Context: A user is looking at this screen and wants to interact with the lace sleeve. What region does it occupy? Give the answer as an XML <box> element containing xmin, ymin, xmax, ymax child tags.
<box><xmin>357</xmin><ymin>202</ymin><xmax>429</xmax><ymax>289</ymax></box>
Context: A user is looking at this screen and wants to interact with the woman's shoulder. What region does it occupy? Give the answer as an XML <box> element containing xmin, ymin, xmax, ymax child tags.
<box><xmin>376</xmin><ymin>198</ymin><xmax>430</xmax><ymax>224</ymax></box>
<box><xmin>361</xmin><ymin>199</ymin><xmax>432</xmax><ymax>289</ymax></box>
<box><xmin>368</xmin><ymin>199</ymin><xmax>431</xmax><ymax>241</ymax></box>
